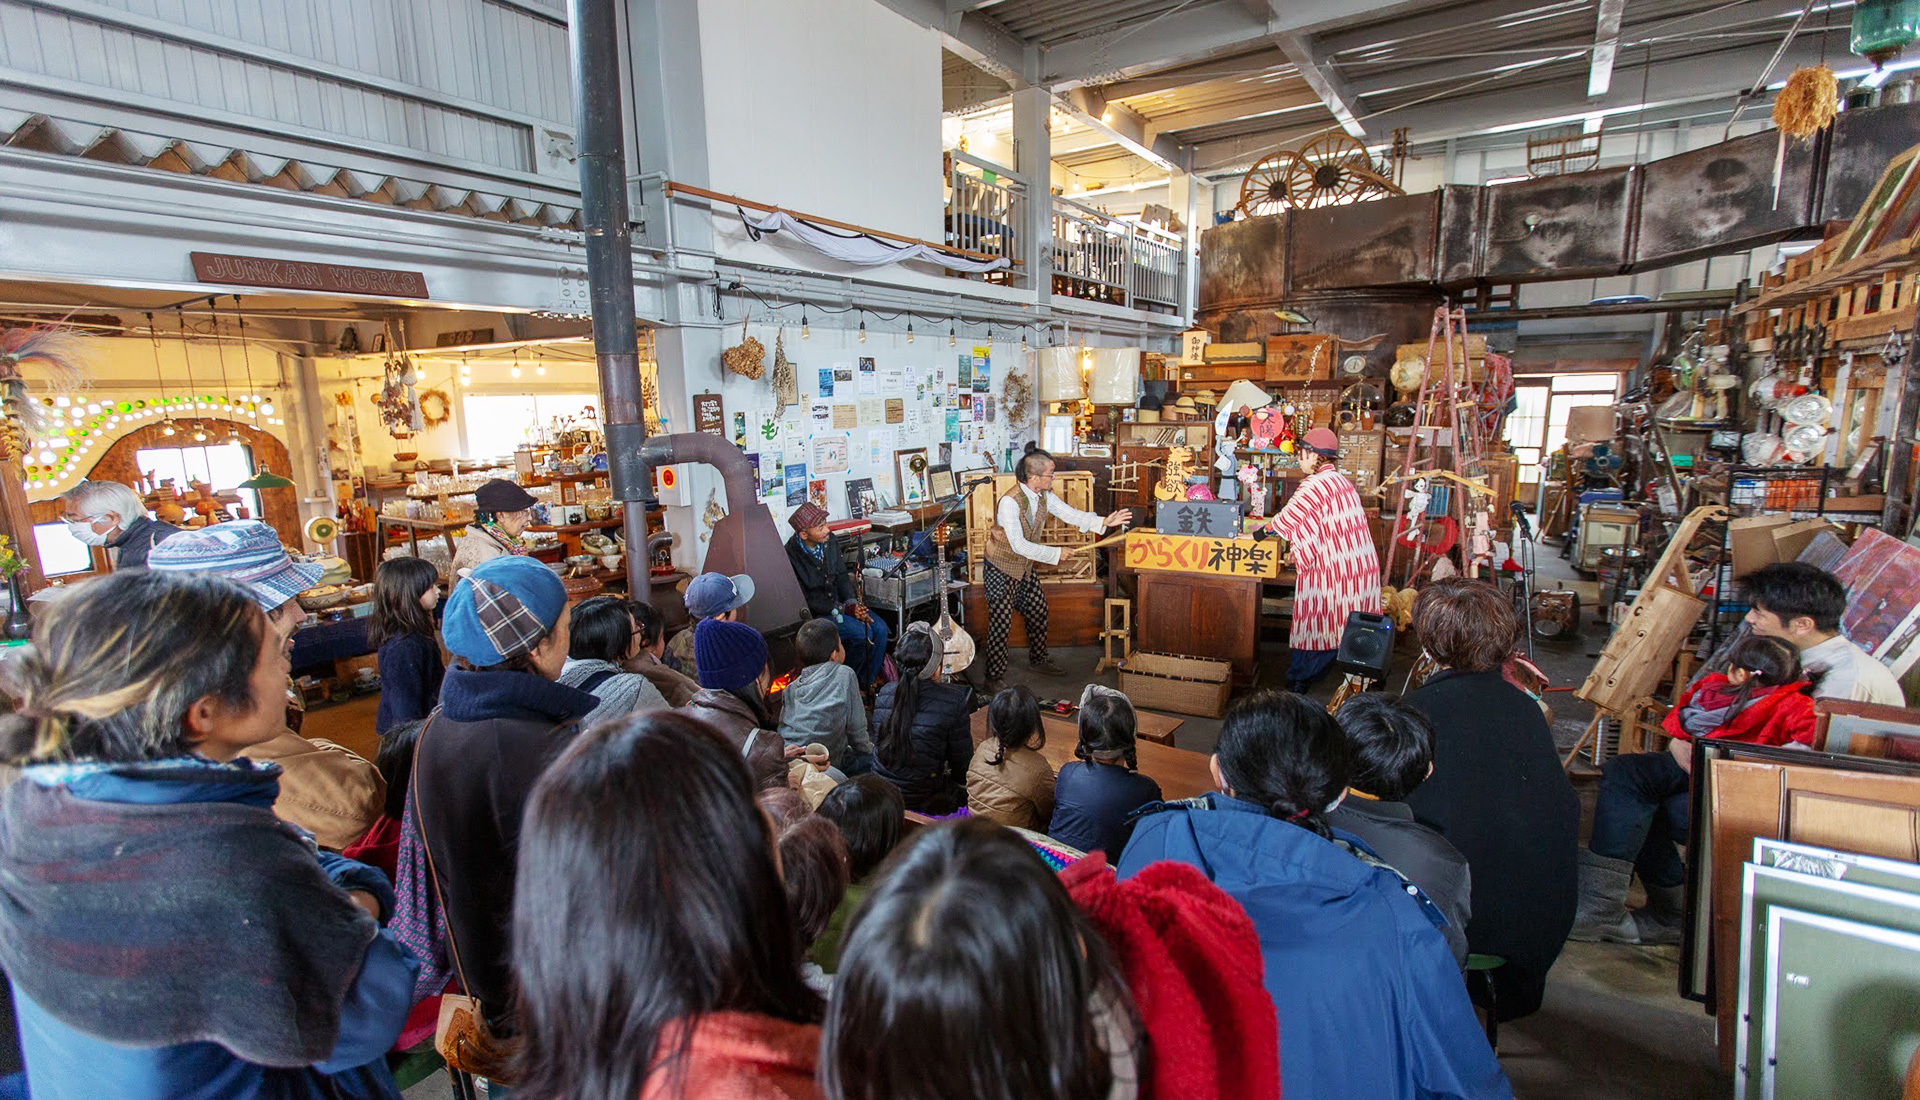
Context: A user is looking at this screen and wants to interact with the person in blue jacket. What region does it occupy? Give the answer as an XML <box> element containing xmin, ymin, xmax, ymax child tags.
<box><xmin>1118</xmin><ymin>688</ymin><xmax>1511</xmax><ymax>1100</ymax></box>
<box><xmin>0</xmin><ymin>570</ymin><xmax>418</xmax><ymax>1100</ymax></box>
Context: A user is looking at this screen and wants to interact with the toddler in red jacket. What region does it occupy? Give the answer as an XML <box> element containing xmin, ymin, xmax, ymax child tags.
<box><xmin>1661</xmin><ymin>634</ymin><xmax>1815</xmax><ymax>760</ymax></box>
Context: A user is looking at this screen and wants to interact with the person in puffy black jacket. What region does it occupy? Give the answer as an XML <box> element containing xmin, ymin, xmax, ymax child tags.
<box><xmin>870</xmin><ymin>623</ymin><xmax>973</xmax><ymax>814</ymax></box>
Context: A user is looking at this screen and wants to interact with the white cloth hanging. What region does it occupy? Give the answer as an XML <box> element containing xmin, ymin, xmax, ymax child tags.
<box><xmin>739</xmin><ymin>209</ymin><xmax>1010</xmax><ymax>274</ymax></box>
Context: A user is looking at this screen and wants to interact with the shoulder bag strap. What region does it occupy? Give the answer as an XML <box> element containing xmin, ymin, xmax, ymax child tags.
<box><xmin>410</xmin><ymin>708</ymin><xmax>481</xmax><ymax>1000</ymax></box>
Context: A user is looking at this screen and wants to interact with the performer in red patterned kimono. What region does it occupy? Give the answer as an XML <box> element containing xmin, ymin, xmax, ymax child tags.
<box><xmin>1256</xmin><ymin>427</ymin><xmax>1382</xmax><ymax>693</ymax></box>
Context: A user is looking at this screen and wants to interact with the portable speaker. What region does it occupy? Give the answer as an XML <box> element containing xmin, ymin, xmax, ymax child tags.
<box><xmin>1335</xmin><ymin>611</ymin><xmax>1395</xmax><ymax>681</ymax></box>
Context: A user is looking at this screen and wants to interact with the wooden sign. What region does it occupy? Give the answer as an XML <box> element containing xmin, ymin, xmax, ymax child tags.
<box><xmin>1180</xmin><ymin>328</ymin><xmax>1212</xmax><ymax>365</ymax></box>
<box><xmin>1124</xmin><ymin>531</ymin><xmax>1281</xmax><ymax>579</ymax></box>
<box><xmin>190</xmin><ymin>252</ymin><xmax>429</xmax><ymax>298</ymax></box>
<box><xmin>435</xmin><ymin>328</ymin><xmax>495</xmax><ymax>347</ymax></box>
<box><xmin>693</xmin><ymin>393</ymin><xmax>725</xmax><ymax>436</ymax></box>
<box><xmin>1264</xmin><ymin>334</ymin><xmax>1333</xmax><ymax>382</ymax></box>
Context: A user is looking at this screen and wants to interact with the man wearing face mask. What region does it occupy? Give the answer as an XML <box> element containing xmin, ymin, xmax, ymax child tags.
<box><xmin>57</xmin><ymin>479</ymin><xmax>182</xmax><ymax>571</ymax></box>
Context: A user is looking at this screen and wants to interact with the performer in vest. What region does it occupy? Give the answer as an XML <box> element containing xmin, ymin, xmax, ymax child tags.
<box><xmin>1255</xmin><ymin>427</ymin><xmax>1381</xmax><ymax>694</ymax></box>
<box><xmin>982</xmin><ymin>447</ymin><xmax>1131</xmax><ymax>692</ymax></box>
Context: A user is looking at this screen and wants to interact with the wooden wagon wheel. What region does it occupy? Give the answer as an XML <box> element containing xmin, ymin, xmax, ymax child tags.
<box><xmin>1236</xmin><ymin>150</ymin><xmax>1299</xmax><ymax>217</ymax></box>
<box><xmin>1285</xmin><ymin>132</ymin><xmax>1389</xmax><ymax>208</ymax></box>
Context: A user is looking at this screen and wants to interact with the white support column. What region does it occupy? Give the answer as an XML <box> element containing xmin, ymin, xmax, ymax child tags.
<box><xmin>1168</xmin><ymin>164</ymin><xmax>1200</xmax><ymax>325</ymax></box>
<box><xmin>1012</xmin><ymin>84</ymin><xmax>1052</xmax><ymax>305</ymax></box>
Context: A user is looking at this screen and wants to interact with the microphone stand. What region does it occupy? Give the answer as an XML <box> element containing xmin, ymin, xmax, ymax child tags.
<box><xmin>878</xmin><ymin>476</ymin><xmax>997</xmax><ymax>642</ymax></box>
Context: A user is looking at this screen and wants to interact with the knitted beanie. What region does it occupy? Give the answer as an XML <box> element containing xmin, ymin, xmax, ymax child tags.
<box><xmin>694</xmin><ymin>618</ymin><xmax>769</xmax><ymax>691</ymax></box>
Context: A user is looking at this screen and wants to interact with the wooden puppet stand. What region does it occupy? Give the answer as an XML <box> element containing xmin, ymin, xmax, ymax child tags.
<box><xmin>1563</xmin><ymin>505</ymin><xmax>1726</xmax><ymax>769</ymax></box>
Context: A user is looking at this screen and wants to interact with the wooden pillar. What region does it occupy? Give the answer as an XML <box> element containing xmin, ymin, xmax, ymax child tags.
<box><xmin>0</xmin><ymin>456</ymin><xmax>45</xmax><ymax>594</ymax></box>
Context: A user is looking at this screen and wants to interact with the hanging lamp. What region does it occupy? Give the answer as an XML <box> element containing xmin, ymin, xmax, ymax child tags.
<box><xmin>239</xmin><ymin>466</ymin><xmax>295</xmax><ymax>489</ymax></box>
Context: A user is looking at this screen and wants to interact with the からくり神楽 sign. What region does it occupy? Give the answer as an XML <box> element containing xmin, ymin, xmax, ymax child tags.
<box><xmin>1123</xmin><ymin>531</ymin><xmax>1281</xmax><ymax>579</ymax></box>
<box><xmin>190</xmin><ymin>252</ymin><xmax>430</xmax><ymax>299</ymax></box>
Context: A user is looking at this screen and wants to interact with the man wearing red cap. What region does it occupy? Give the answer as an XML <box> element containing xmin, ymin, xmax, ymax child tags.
<box><xmin>1256</xmin><ymin>427</ymin><xmax>1381</xmax><ymax>693</ymax></box>
<box><xmin>786</xmin><ymin>501</ymin><xmax>888</xmax><ymax>687</ymax></box>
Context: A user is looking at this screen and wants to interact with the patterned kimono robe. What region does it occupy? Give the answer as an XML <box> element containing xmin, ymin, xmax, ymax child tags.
<box><xmin>1271</xmin><ymin>466</ymin><xmax>1381</xmax><ymax>651</ymax></box>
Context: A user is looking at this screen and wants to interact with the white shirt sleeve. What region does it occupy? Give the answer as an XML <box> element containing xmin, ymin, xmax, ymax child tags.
<box><xmin>1044</xmin><ymin>492</ymin><xmax>1107</xmax><ymax>535</ymax></box>
<box><xmin>998</xmin><ymin>492</ymin><xmax>1064</xmax><ymax>566</ymax></box>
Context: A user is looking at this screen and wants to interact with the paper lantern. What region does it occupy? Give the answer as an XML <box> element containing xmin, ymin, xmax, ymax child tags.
<box><xmin>1037</xmin><ymin>347</ymin><xmax>1084</xmax><ymax>403</ymax></box>
<box><xmin>1087</xmin><ymin>348</ymin><xmax>1142</xmax><ymax>405</ymax></box>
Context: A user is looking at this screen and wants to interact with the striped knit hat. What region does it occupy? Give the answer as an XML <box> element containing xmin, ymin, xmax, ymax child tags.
<box><xmin>148</xmin><ymin>520</ymin><xmax>324</xmax><ymax>612</ymax></box>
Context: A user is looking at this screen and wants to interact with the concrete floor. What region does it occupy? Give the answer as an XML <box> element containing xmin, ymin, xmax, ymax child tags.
<box><xmin>402</xmin><ymin>538</ymin><xmax>1728</xmax><ymax>1100</ymax></box>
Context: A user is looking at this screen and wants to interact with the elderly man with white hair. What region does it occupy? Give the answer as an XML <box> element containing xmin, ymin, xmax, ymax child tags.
<box><xmin>56</xmin><ymin>479</ymin><xmax>182</xmax><ymax>571</ymax></box>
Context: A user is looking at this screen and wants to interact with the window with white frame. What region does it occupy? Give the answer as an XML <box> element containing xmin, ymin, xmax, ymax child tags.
<box><xmin>136</xmin><ymin>443</ymin><xmax>262</xmax><ymax>520</ymax></box>
<box><xmin>1505</xmin><ymin>373</ymin><xmax>1620</xmax><ymax>483</ymax></box>
<box><xmin>461</xmin><ymin>393</ymin><xmax>599</xmax><ymax>458</ymax></box>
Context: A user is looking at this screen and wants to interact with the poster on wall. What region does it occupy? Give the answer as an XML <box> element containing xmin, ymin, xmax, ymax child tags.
<box><xmin>845</xmin><ymin>477</ymin><xmax>877</xmax><ymax>518</ymax></box>
<box><xmin>945</xmin><ymin>409</ymin><xmax>960</xmax><ymax>440</ymax></box>
<box><xmin>818</xmin><ymin>368</ymin><xmax>834</xmax><ymax>397</ymax></box>
<box><xmin>834</xmin><ymin>367</ymin><xmax>853</xmax><ymax>386</ymax></box>
<box><xmin>957</xmin><ymin>354</ymin><xmax>972</xmax><ymax>387</ymax></box>
<box><xmin>733</xmin><ymin>412</ymin><xmax>748</xmax><ymax>449</ymax></box>
<box><xmin>812</xmin><ymin>433</ymin><xmax>849</xmax><ymax>474</ymax></box>
<box><xmin>858</xmin><ymin>399</ymin><xmax>883</xmax><ymax>425</ymax></box>
<box><xmin>784</xmin><ymin>462</ymin><xmax>809</xmax><ymax>506</ymax></box>
<box><xmin>895</xmin><ymin>448</ymin><xmax>931</xmax><ymax>504</ymax></box>
<box><xmin>832</xmin><ymin>405</ymin><xmax>858</xmax><ymax>429</ymax></box>
<box><xmin>859</xmin><ymin>357</ymin><xmax>878</xmax><ymax>395</ymax></box>
<box><xmin>811</xmin><ymin>402</ymin><xmax>833</xmax><ymax>429</ymax></box>
<box><xmin>693</xmin><ymin>393</ymin><xmax>725</xmax><ymax>437</ymax></box>
<box><xmin>809</xmin><ymin>479</ymin><xmax>828</xmax><ymax>510</ymax></box>
<box><xmin>884</xmin><ymin>398</ymin><xmax>904</xmax><ymax>424</ymax></box>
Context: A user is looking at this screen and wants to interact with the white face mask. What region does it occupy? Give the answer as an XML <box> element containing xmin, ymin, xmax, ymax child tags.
<box><xmin>67</xmin><ymin>519</ymin><xmax>112</xmax><ymax>546</ymax></box>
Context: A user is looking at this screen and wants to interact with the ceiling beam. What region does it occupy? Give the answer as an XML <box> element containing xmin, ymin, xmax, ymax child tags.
<box><xmin>870</xmin><ymin>0</ymin><xmax>1031</xmax><ymax>83</ymax></box>
<box><xmin>1347</xmin><ymin>48</ymin><xmax>1588</xmax><ymax>102</ymax></box>
<box><xmin>1588</xmin><ymin>0</ymin><xmax>1626</xmax><ymax>97</ymax></box>
<box><xmin>1042</xmin><ymin>0</ymin><xmax>1418</xmax><ymax>89</ymax></box>
<box><xmin>1188</xmin><ymin>120</ymin><xmax>1340</xmax><ymax>174</ymax></box>
<box><xmin>1054</xmin><ymin>88</ymin><xmax>1183</xmax><ymax>170</ymax></box>
<box><xmin>1273</xmin><ymin>31</ymin><xmax>1367</xmax><ymax>138</ymax></box>
<box><xmin>1097</xmin><ymin>48</ymin><xmax>1292</xmax><ymax>102</ymax></box>
<box><xmin>945</xmin><ymin>0</ymin><xmax>1004</xmax><ymax>12</ymax></box>
<box><xmin>1146</xmin><ymin>86</ymin><xmax>1327</xmax><ymax>136</ymax></box>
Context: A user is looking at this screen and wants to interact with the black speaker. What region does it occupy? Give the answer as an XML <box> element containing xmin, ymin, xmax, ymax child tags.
<box><xmin>1335</xmin><ymin>611</ymin><xmax>1395</xmax><ymax>681</ymax></box>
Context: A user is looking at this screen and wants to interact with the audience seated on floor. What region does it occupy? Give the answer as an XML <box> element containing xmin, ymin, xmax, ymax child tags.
<box><xmin>1402</xmin><ymin>578</ymin><xmax>1577</xmax><ymax>1023</ymax></box>
<box><xmin>1120</xmin><ymin>689</ymin><xmax>1512</xmax><ymax>1100</ymax></box>
<box><xmin>558</xmin><ymin>595</ymin><xmax>671</xmax><ymax>726</ymax></box>
<box><xmin>1050</xmin><ymin>685</ymin><xmax>1162</xmax><ymax>858</ymax></box>
<box><xmin>0</xmin><ymin>570</ymin><xmax>416</xmax><ymax>1100</ymax></box>
<box><xmin>369</xmin><ymin>555</ymin><xmax>444</xmax><ymax>736</ymax></box>
<box><xmin>1331</xmin><ymin>691</ymin><xmax>1474</xmax><ymax>967</ymax></box>
<box><xmin>780</xmin><ymin>617</ymin><xmax>875</xmax><ymax>775</ymax></box>
<box><xmin>683</xmin><ymin>617</ymin><xmax>793</xmax><ymax>791</ymax></box>
<box><xmin>512</xmin><ymin>711</ymin><xmax>825</xmax><ymax>1100</ymax></box>
<box><xmin>625</xmin><ymin>598</ymin><xmax>701</xmax><ymax>707</ymax></box>
<box><xmin>870</xmin><ymin>623</ymin><xmax>973</xmax><ymax>815</ymax></box>
<box><xmin>811</xmin><ymin>774</ymin><xmax>905</xmax><ymax>974</ymax></box>
<box><xmin>667</xmin><ymin>571</ymin><xmax>754</xmax><ymax>678</ymax></box>
<box><xmin>967</xmin><ymin>684</ymin><xmax>1057</xmax><ymax>831</ymax></box>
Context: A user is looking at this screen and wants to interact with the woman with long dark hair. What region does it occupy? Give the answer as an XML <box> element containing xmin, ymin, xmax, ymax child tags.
<box><xmin>0</xmin><ymin>570</ymin><xmax>416</xmax><ymax>1100</ymax></box>
<box><xmin>369</xmin><ymin>555</ymin><xmax>444</xmax><ymax>733</ymax></box>
<box><xmin>823</xmin><ymin>819</ymin><xmax>1141</xmax><ymax>1100</ymax></box>
<box><xmin>870</xmin><ymin>623</ymin><xmax>973</xmax><ymax>814</ymax></box>
<box><xmin>513</xmin><ymin>711</ymin><xmax>824</xmax><ymax>1100</ymax></box>
<box><xmin>1048</xmin><ymin>686</ymin><xmax>1160</xmax><ymax>856</ymax></box>
<box><xmin>1119</xmin><ymin>689</ymin><xmax>1511</xmax><ymax>1100</ymax></box>
<box><xmin>967</xmin><ymin>684</ymin><xmax>1056</xmax><ymax>830</ymax></box>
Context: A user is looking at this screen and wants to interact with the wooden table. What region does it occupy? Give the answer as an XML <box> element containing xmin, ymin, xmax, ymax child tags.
<box><xmin>376</xmin><ymin>515</ymin><xmax>459</xmax><ymax>559</ymax></box>
<box><xmin>968</xmin><ymin>710</ymin><xmax>1214</xmax><ymax>801</ymax></box>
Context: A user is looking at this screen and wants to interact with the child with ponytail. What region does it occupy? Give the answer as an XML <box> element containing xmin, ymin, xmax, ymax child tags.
<box><xmin>1118</xmin><ymin>688</ymin><xmax>1511</xmax><ymax>1100</ymax></box>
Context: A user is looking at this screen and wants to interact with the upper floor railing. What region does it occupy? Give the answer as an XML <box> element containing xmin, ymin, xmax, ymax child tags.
<box><xmin>1050</xmin><ymin>195</ymin><xmax>1183</xmax><ymax>314</ymax></box>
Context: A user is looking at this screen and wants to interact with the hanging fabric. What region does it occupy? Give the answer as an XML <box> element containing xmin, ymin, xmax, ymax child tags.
<box><xmin>738</xmin><ymin>209</ymin><xmax>1010</xmax><ymax>274</ymax></box>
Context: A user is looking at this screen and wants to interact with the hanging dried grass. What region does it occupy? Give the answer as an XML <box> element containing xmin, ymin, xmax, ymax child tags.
<box><xmin>1003</xmin><ymin>370</ymin><xmax>1032</xmax><ymax>429</ymax></box>
<box><xmin>770</xmin><ymin>329</ymin><xmax>797</xmax><ymax>410</ymax></box>
<box><xmin>722</xmin><ymin>316</ymin><xmax>765</xmax><ymax>380</ymax></box>
<box><xmin>1773</xmin><ymin>66</ymin><xmax>1838</xmax><ymax>139</ymax></box>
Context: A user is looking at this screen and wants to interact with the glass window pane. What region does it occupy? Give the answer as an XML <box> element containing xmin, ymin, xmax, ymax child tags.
<box><xmin>1545</xmin><ymin>393</ymin><xmax>1616</xmax><ymax>454</ymax></box>
<box><xmin>33</xmin><ymin>522</ymin><xmax>93</xmax><ymax>576</ymax></box>
<box><xmin>136</xmin><ymin>444</ymin><xmax>260</xmax><ymax>521</ymax></box>
<box><xmin>462</xmin><ymin>393</ymin><xmax>600</xmax><ymax>459</ymax></box>
<box><xmin>1550</xmin><ymin>373</ymin><xmax>1620</xmax><ymax>393</ymax></box>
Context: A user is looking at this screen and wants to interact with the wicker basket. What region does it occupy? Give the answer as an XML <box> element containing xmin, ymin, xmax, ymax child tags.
<box><xmin>1119</xmin><ymin>651</ymin><xmax>1232</xmax><ymax>718</ymax></box>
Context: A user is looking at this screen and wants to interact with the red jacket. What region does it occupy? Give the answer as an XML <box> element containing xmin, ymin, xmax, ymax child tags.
<box><xmin>1062</xmin><ymin>854</ymin><xmax>1281</xmax><ymax>1100</ymax></box>
<box><xmin>640</xmin><ymin>1012</ymin><xmax>823</xmax><ymax>1100</ymax></box>
<box><xmin>1661</xmin><ymin>674</ymin><xmax>1817</xmax><ymax>747</ymax></box>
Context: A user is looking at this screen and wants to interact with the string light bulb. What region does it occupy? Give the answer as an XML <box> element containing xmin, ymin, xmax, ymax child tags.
<box><xmin>801</xmin><ymin>309</ymin><xmax>810</xmax><ymax>340</ymax></box>
<box><xmin>907</xmin><ymin>319</ymin><xmax>915</xmax><ymax>344</ymax></box>
<box><xmin>536</xmin><ymin>363</ymin><xmax>546</xmax><ymax>376</ymax></box>
<box><xmin>949</xmin><ymin>321</ymin><xmax>956</xmax><ymax>348</ymax></box>
<box><xmin>1021</xmin><ymin>329</ymin><xmax>1029</xmax><ymax>352</ymax></box>
<box><xmin>858</xmin><ymin>314</ymin><xmax>867</xmax><ymax>344</ymax></box>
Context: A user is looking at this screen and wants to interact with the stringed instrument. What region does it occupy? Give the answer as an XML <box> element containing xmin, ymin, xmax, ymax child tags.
<box><xmin>929</xmin><ymin>521</ymin><xmax>976</xmax><ymax>677</ymax></box>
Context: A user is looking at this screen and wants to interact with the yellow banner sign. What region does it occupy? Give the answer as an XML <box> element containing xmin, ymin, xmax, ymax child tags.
<box><xmin>1123</xmin><ymin>531</ymin><xmax>1281</xmax><ymax>579</ymax></box>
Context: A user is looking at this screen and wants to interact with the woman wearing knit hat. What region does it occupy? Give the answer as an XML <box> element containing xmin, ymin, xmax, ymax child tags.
<box><xmin>683</xmin><ymin>617</ymin><xmax>796</xmax><ymax>791</ymax></box>
<box><xmin>451</xmin><ymin>478</ymin><xmax>541</xmax><ymax>578</ymax></box>
<box><xmin>1254</xmin><ymin>427</ymin><xmax>1381</xmax><ymax>694</ymax></box>
<box><xmin>397</xmin><ymin>554</ymin><xmax>598</xmax><ymax>1049</ymax></box>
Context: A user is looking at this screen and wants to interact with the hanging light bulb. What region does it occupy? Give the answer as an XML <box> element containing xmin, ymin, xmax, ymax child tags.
<box><xmin>259</xmin><ymin>402</ymin><xmax>275</xmax><ymax>416</ymax></box>
<box><xmin>801</xmin><ymin>309</ymin><xmax>810</xmax><ymax>340</ymax></box>
<box><xmin>193</xmin><ymin>427</ymin><xmax>207</xmax><ymax>441</ymax></box>
<box><xmin>1021</xmin><ymin>329</ymin><xmax>1029</xmax><ymax>352</ymax></box>
<box><xmin>949</xmin><ymin>321</ymin><xmax>956</xmax><ymax>348</ymax></box>
<box><xmin>907</xmin><ymin>319</ymin><xmax>915</xmax><ymax>344</ymax></box>
<box><xmin>163</xmin><ymin>423</ymin><xmax>176</xmax><ymax>436</ymax></box>
<box><xmin>858</xmin><ymin>313</ymin><xmax>867</xmax><ymax>344</ymax></box>
<box><xmin>535</xmin><ymin>364</ymin><xmax>546</xmax><ymax>376</ymax></box>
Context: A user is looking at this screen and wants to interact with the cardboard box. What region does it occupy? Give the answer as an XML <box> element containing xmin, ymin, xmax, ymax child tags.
<box><xmin>1119</xmin><ymin>651</ymin><xmax>1233</xmax><ymax>718</ymax></box>
<box><xmin>1566</xmin><ymin>406</ymin><xmax>1616</xmax><ymax>444</ymax></box>
<box><xmin>1729</xmin><ymin>515</ymin><xmax>1796</xmax><ymax>576</ymax></box>
<box><xmin>1774</xmin><ymin>518</ymin><xmax>1843</xmax><ymax>564</ymax></box>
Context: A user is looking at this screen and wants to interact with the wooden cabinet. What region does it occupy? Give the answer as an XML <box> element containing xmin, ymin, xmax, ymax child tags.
<box><xmin>1134</xmin><ymin>571</ymin><xmax>1261</xmax><ymax>685</ymax></box>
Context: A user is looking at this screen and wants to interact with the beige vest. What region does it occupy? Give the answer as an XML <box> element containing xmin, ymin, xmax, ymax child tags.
<box><xmin>985</xmin><ymin>486</ymin><xmax>1051</xmax><ymax>579</ymax></box>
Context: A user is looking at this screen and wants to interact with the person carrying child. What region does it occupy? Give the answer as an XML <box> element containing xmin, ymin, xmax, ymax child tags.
<box><xmin>1571</xmin><ymin>635</ymin><xmax>1814</xmax><ymax>945</ymax></box>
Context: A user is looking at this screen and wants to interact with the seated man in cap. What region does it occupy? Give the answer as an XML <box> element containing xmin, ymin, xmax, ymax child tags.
<box><xmin>665</xmin><ymin>571</ymin><xmax>755</xmax><ymax>680</ymax></box>
<box><xmin>784</xmin><ymin>501</ymin><xmax>887</xmax><ymax>689</ymax></box>
<box><xmin>149</xmin><ymin>520</ymin><xmax>385</xmax><ymax>850</ymax></box>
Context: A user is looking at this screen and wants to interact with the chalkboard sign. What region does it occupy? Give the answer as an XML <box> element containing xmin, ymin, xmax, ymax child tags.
<box><xmin>1154</xmin><ymin>499</ymin><xmax>1244</xmax><ymax>538</ymax></box>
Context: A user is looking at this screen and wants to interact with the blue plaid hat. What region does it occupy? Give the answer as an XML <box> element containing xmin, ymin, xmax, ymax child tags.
<box><xmin>147</xmin><ymin>520</ymin><xmax>325</xmax><ymax>612</ymax></box>
<box><xmin>443</xmin><ymin>555</ymin><xmax>568</xmax><ymax>666</ymax></box>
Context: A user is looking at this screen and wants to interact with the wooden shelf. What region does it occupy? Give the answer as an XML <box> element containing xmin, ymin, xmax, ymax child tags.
<box><xmin>530</xmin><ymin>519</ymin><xmax>625</xmax><ymax>534</ymax></box>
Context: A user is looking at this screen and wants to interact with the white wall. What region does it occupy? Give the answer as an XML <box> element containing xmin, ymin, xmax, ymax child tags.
<box><xmin>699</xmin><ymin>0</ymin><xmax>942</xmax><ymax>256</ymax></box>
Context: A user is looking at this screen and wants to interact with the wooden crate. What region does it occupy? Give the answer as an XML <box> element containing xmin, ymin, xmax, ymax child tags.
<box><xmin>965</xmin><ymin>471</ymin><xmax>1097</xmax><ymax>585</ymax></box>
<box><xmin>961</xmin><ymin>581</ymin><xmax>1104</xmax><ymax>647</ymax></box>
<box><xmin>1119</xmin><ymin>650</ymin><xmax>1233</xmax><ymax>718</ymax></box>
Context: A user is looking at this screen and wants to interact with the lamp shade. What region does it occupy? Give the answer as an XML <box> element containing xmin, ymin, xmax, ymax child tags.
<box><xmin>1087</xmin><ymin>348</ymin><xmax>1143</xmax><ymax>405</ymax></box>
<box><xmin>1037</xmin><ymin>347</ymin><xmax>1085</xmax><ymax>403</ymax></box>
<box><xmin>240</xmin><ymin>466</ymin><xmax>296</xmax><ymax>490</ymax></box>
<box><xmin>1218</xmin><ymin>378</ymin><xmax>1274</xmax><ymax>417</ymax></box>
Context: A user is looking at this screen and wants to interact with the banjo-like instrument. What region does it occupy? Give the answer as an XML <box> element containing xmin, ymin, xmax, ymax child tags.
<box><xmin>929</xmin><ymin>521</ymin><xmax>976</xmax><ymax>677</ymax></box>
